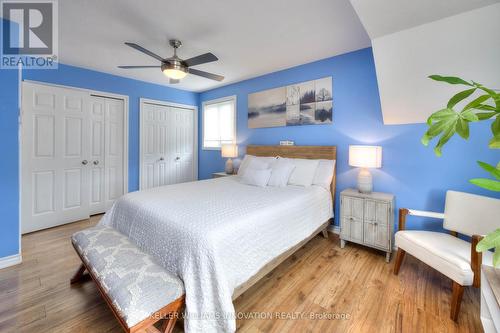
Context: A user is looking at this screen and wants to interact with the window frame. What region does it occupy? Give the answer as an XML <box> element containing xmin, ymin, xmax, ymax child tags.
<box><xmin>201</xmin><ymin>95</ymin><xmax>237</xmax><ymax>150</ymax></box>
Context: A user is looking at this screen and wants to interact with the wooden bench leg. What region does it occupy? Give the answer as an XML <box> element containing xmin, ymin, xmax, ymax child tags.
<box><xmin>393</xmin><ymin>249</ymin><xmax>405</xmax><ymax>275</ymax></box>
<box><xmin>160</xmin><ymin>299</ymin><xmax>184</xmax><ymax>333</ymax></box>
<box><xmin>161</xmin><ymin>315</ymin><xmax>178</xmax><ymax>333</ymax></box>
<box><xmin>321</xmin><ymin>228</ymin><xmax>329</xmax><ymax>239</ymax></box>
<box><xmin>450</xmin><ymin>281</ymin><xmax>464</xmax><ymax>321</ymax></box>
<box><xmin>70</xmin><ymin>264</ymin><xmax>87</xmax><ymax>284</ymax></box>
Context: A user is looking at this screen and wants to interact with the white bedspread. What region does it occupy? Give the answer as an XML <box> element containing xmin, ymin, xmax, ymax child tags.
<box><xmin>100</xmin><ymin>176</ymin><xmax>332</xmax><ymax>333</ymax></box>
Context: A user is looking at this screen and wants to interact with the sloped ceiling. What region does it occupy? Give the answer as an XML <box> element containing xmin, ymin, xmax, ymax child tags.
<box><xmin>350</xmin><ymin>0</ymin><xmax>499</xmax><ymax>39</ymax></box>
<box><xmin>350</xmin><ymin>0</ymin><xmax>500</xmax><ymax>124</ymax></box>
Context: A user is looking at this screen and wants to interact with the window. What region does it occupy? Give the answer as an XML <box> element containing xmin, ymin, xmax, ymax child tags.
<box><xmin>202</xmin><ymin>96</ymin><xmax>236</xmax><ymax>149</ymax></box>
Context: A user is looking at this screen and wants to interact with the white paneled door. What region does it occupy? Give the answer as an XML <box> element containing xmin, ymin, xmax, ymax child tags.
<box><xmin>22</xmin><ymin>82</ymin><xmax>127</xmax><ymax>233</ymax></box>
<box><xmin>172</xmin><ymin>107</ymin><xmax>195</xmax><ymax>184</ymax></box>
<box><xmin>104</xmin><ymin>98</ymin><xmax>125</xmax><ymax>209</ymax></box>
<box><xmin>89</xmin><ymin>96</ymin><xmax>106</xmax><ymax>214</ymax></box>
<box><xmin>89</xmin><ymin>96</ymin><xmax>125</xmax><ymax>214</ymax></box>
<box><xmin>140</xmin><ymin>100</ymin><xmax>196</xmax><ymax>190</ymax></box>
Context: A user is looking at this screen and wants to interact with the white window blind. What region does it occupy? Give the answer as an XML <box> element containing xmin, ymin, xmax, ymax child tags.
<box><xmin>203</xmin><ymin>96</ymin><xmax>236</xmax><ymax>149</ymax></box>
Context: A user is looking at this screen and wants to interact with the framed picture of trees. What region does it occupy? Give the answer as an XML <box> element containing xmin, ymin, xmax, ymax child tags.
<box><xmin>248</xmin><ymin>76</ymin><xmax>333</xmax><ymax>128</ymax></box>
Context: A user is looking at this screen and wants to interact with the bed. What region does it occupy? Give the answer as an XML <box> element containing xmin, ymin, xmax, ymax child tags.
<box><xmin>100</xmin><ymin>145</ymin><xmax>336</xmax><ymax>333</ymax></box>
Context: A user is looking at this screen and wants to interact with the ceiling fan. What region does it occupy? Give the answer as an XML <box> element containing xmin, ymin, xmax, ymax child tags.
<box><xmin>118</xmin><ymin>39</ymin><xmax>224</xmax><ymax>84</ymax></box>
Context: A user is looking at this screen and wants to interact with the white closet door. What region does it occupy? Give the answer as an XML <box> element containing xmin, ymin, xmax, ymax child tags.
<box><xmin>88</xmin><ymin>96</ymin><xmax>125</xmax><ymax>213</ymax></box>
<box><xmin>22</xmin><ymin>82</ymin><xmax>127</xmax><ymax>233</ymax></box>
<box><xmin>157</xmin><ymin>104</ymin><xmax>172</xmax><ymax>187</ymax></box>
<box><xmin>104</xmin><ymin>98</ymin><xmax>125</xmax><ymax>209</ymax></box>
<box><xmin>140</xmin><ymin>102</ymin><xmax>195</xmax><ymax>190</ymax></box>
<box><xmin>89</xmin><ymin>97</ymin><xmax>106</xmax><ymax>214</ymax></box>
<box><xmin>22</xmin><ymin>82</ymin><xmax>91</xmax><ymax>233</ymax></box>
<box><xmin>141</xmin><ymin>103</ymin><xmax>172</xmax><ymax>189</ymax></box>
<box><xmin>172</xmin><ymin>107</ymin><xmax>195</xmax><ymax>183</ymax></box>
<box><xmin>141</xmin><ymin>103</ymin><xmax>160</xmax><ymax>189</ymax></box>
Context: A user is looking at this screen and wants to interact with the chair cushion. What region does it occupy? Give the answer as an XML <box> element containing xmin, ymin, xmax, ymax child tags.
<box><xmin>395</xmin><ymin>230</ymin><xmax>493</xmax><ymax>286</ymax></box>
<box><xmin>72</xmin><ymin>225</ymin><xmax>184</xmax><ymax>328</ymax></box>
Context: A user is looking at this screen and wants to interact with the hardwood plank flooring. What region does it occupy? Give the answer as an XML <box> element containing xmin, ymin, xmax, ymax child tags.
<box><xmin>0</xmin><ymin>216</ymin><xmax>482</xmax><ymax>332</ymax></box>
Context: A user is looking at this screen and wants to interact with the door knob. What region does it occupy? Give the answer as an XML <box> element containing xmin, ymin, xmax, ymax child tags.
<box><xmin>81</xmin><ymin>160</ymin><xmax>88</xmax><ymax>165</ymax></box>
<box><xmin>159</xmin><ymin>157</ymin><xmax>164</xmax><ymax>161</ymax></box>
<box><xmin>93</xmin><ymin>160</ymin><xmax>99</xmax><ymax>165</ymax></box>
<box><xmin>175</xmin><ymin>156</ymin><xmax>180</xmax><ymax>161</ymax></box>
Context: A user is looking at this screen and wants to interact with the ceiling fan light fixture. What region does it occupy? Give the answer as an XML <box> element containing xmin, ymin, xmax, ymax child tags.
<box><xmin>163</xmin><ymin>68</ymin><xmax>187</xmax><ymax>80</ymax></box>
<box><xmin>120</xmin><ymin>40</ymin><xmax>223</xmax><ymax>82</ymax></box>
<box><xmin>161</xmin><ymin>61</ymin><xmax>187</xmax><ymax>80</ymax></box>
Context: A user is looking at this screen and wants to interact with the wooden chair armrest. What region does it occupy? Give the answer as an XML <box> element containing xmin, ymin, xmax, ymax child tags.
<box><xmin>471</xmin><ymin>234</ymin><xmax>484</xmax><ymax>288</ymax></box>
<box><xmin>407</xmin><ymin>209</ymin><xmax>445</xmax><ymax>219</ymax></box>
<box><xmin>398</xmin><ymin>208</ymin><xmax>446</xmax><ymax>231</ymax></box>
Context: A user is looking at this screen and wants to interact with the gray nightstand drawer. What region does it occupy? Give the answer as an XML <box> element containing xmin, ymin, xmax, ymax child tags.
<box><xmin>363</xmin><ymin>222</ymin><xmax>390</xmax><ymax>250</ymax></box>
<box><xmin>342</xmin><ymin>196</ymin><xmax>364</xmax><ymax>220</ymax></box>
<box><xmin>341</xmin><ymin>217</ymin><xmax>363</xmax><ymax>243</ymax></box>
<box><xmin>364</xmin><ymin>200</ymin><xmax>389</xmax><ymax>225</ymax></box>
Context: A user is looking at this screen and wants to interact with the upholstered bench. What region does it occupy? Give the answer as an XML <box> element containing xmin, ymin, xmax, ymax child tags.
<box><xmin>70</xmin><ymin>225</ymin><xmax>185</xmax><ymax>333</ymax></box>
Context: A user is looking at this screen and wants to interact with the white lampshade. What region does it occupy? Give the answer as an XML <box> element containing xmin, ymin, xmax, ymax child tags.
<box><xmin>221</xmin><ymin>144</ymin><xmax>238</xmax><ymax>158</ymax></box>
<box><xmin>349</xmin><ymin>145</ymin><xmax>382</xmax><ymax>169</ymax></box>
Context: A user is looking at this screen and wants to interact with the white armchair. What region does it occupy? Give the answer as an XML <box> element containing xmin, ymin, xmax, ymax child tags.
<box><xmin>393</xmin><ymin>190</ymin><xmax>500</xmax><ymax>321</ymax></box>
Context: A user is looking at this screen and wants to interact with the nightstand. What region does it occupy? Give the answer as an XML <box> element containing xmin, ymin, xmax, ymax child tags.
<box><xmin>339</xmin><ymin>188</ymin><xmax>395</xmax><ymax>262</ymax></box>
<box><xmin>212</xmin><ymin>172</ymin><xmax>233</xmax><ymax>178</ymax></box>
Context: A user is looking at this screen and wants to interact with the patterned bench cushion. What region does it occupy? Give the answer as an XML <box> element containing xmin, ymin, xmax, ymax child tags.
<box><xmin>72</xmin><ymin>225</ymin><xmax>184</xmax><ymax>328</ymax></box>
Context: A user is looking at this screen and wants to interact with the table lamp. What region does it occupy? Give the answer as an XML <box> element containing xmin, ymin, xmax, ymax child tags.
<box><xmin>348</xmin><ymin>145</ymin><xmax>382</xmax><ymax>193</ymax></box>
<box><xmin>221</xmin><ymin>144</ymin><xmax>238</xmax><ymax>174</ymax></box>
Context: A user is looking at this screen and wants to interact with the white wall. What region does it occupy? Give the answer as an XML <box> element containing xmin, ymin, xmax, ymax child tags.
<box><xmin>371</xmin><ymin>3</ymin><xmax>500</xmax><ymax>124</ymax></box>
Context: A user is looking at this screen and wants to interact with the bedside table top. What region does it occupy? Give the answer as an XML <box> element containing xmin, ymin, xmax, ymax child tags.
<box><xmin>212</xmin><ymin>172</ymin><xmax>234</xmax><ymax>177</ymax></box>
<box><xmin>341</xmin><ymin>188</ymin><xmax>394</xmax><ymax>201</ymax></box>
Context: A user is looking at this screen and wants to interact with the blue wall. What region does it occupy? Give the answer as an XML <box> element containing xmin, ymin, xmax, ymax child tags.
<box><xmin>0</xmin><ymin>18</ymin><xmax>20</xmax><ymax>258</ymax></box>
<box><xmin>23</xmin><ymin>64</ymin><xmax>199</xmax><ymax>191</ymax></box>
<box><xmin>199</xmin><ymin>48</ymin><xmax>499</xmax><ymax>230</ymax></box>
<box><xmin>0</xmin><ymin>66</ymin><xmax>20</xmax><ymax>258</ymax></box>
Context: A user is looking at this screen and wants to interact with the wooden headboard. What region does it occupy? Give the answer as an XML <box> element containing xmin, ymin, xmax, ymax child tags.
<box><xmin>246</xmin><ymin>145</ymin><xmax>337</xmax><ymax>203</ymax></box>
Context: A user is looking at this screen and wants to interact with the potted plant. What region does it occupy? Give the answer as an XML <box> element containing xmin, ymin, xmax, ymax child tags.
<box><xmin>422</xmin><ymin>75</ymin><xmax>500</xmax><ymax>266</ymax></box>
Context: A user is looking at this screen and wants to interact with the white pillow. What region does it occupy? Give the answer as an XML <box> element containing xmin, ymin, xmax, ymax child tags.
<box><xmin>240</xmin><ymin>168</ymin><xmax>272</xmax><ymax>187</ymax></box>
<box><xmin>312</xmin><ymin>159</ymin><xmax>336</xmax><ymax>190</ymax></box>
<box><xmin>248</xmin><ymin>158</ymin><xmax>271</xmax><ymax>170</ymax></box>
<box><xmin>287</xmin><ymin>158</ymin><xmax>320</xmax><ymax>187</ymax></box>
<box><xmin>237</xmin><ymin>155</ymin><xmax>276</xmax><ymax>176</ymax></box>
<box><xmin>237</xmin><ymin>155</ymin><xmax>254</xmax><ymax>176</ymax></box>
<box><xmin>268</xmin><ymin>158</ymin><xmax>295</xmax><ymax>187</ymax></box>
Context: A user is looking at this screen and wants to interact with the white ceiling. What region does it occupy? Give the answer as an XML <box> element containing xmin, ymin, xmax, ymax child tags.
<box><xmin>58</xmin><ymin>0</ymin><xmax>370</xmax><ymax>92</ymax></box>
<box><xmin>350</xmin><ymin>0</ymin><xmax>499</xmax><ymax>39</ymax></box>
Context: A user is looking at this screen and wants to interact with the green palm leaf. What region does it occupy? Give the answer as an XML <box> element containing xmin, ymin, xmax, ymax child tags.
<box><xmin>476</xmin><ymin>229</ymin><xmax>500</xmax><ymax>252</ymax></box>
<box><xmin>469</xmin><ymin>178</ymin><xmax>500</xmax><ymax>191</ymax></box>
<box><xmin>429</xmin><ymin>75</ymin><xmax>473</xmax><ymax>86</ymax></box>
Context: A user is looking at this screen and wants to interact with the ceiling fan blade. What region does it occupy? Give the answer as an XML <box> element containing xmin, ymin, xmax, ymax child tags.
<box><xmin>188</xmin><ymin>68</ymin><xmax>224</xmax><ymax>81</ymax></box>
<box><xmin>124</xmin><ymin>42</ymin><xmax>165</xmax><ymax>62</ymax></box>
<box><xmin>169</xmin><ymin>79</ymin><xmax>180</xmax><ymax>84</ymax></box>
<box><xmin>118</xmin><ymin>65</ymin><xmax>161</xmax><ymax>69</ymax></box>
<box><xmin>183</xmin><ymin>52</ymin><xmax>218</xmax><ymax>67</ymax></box>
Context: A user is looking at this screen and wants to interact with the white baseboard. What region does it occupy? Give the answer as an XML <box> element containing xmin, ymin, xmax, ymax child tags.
<box><xmin>0</xmin><ymin>254</ymin><xmax>22</xmax><ymax>269</ymax></box>
<box><xmin>327</xmin><ymin>225</ymin><xmax>340</xmax><ymax>234</ymax></box>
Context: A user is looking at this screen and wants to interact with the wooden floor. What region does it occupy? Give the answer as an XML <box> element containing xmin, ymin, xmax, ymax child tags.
<box><xmin>0</xmin><ymin>216</ymin><xmax>482</xmax><ymax>333</ymax></box>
